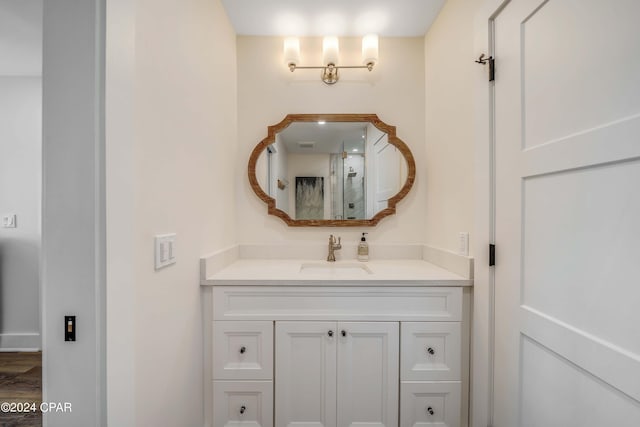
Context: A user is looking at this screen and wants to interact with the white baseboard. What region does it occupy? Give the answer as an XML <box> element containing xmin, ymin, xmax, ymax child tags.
<box><xmin>0</xmin><ymin>333</ymin><xmax>41</xmax><ymax>351</ymax></box>
<box><xmin>423</xmin><ymin>245</ymin><xmax>474</xmax><ymax>279</ymax></box>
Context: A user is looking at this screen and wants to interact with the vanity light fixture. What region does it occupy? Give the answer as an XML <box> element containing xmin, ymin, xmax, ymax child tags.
<box><xmin>284</xmin><ymin>34</ymin><xmax>379</xmax><ymax>85</ymax></box>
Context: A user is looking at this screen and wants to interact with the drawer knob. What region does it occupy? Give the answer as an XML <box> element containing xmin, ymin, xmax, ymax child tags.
<box><xmin>328</xmin><ymin>330</ymin><xmax>334</xmax><ymax>337</ymax></box>
<box><xmin>341</xmin><ymin>330</ymin><xmax>347</xmax><ymax>337</ymax></box>
<box><xmin>427</xmin><ymin>347</ymin><xmax>435</xmax><ymax>355</ymax></box>
<box><xmin>240</xmin><ymin>405</ymin><xmax>246</xmax><ymax>415</ymax></box>
<box><xmin>240</xmin><ymin>346</ymin><xmax>246</xmax><ymax>354</ymax></box>
<box><xmin>427</xmin><ymin>406</ymin><xmax>434</xmax><ymax>416</ymax></box>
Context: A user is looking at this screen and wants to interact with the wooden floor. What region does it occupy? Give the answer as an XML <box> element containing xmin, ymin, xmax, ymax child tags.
<box><xmin>0</xmin><ymin>352</ymin><xmax>42</xmax><ymax>427</ymax></box>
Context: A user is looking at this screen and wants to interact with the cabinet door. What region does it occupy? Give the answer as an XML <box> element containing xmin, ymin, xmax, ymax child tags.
<box><xmin>400</xmin><ymin>322</ymin><xmax>461</xmax><ymax>381</ymax></box>
<box><xmin>275</xmin><ymin>321</ymin><xmax>337</xmax><ymax>427</ymax></box>
<box><xmin>337</xmin><ymin>322</ymin><xmax>399</xmax><ymax>427</ymax></box>
<box><xmin>213</xmin><ymin>321</ymin><xmax>273</xmax><ymax>380</ymax></box>
<box><xmin>400</xmin><ymin>382</ymin><xmax>460</xmax><ymax>427</ymax></box>
<box><xmin>213</xmin><ymin>381</ymin><xmax>273</xmax><ymax>427</ymax></box>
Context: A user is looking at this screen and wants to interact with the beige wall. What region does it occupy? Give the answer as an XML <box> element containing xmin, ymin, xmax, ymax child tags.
<box><xmin>425</xmin><ymin>3</ymin><xmax>492</xmax><ymax>426</ymax></box>
<box><xmin>424</xmin><ymin>0</ymin><xmax>480</xmax><ymax>255</ymax></box>
<box><xmin>103</xmin><ymin>5</ymin><xmax>480</xmax><ymax>423</ymax></box>
<box><xmin>237</xmin><ymin>36</ymin><xmax>426</xmax><ymax>247</ymax></box>
<box><xmin>106</xmin><ymin>0</ymin><xmax>237</xmax><ymax>425</ymax></box>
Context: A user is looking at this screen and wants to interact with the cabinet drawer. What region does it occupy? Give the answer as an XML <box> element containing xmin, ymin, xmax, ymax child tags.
<box><xmin>401</xmin><ymin>322</ymin><xmax>461</xmax><ymax>381</ymax></box>
<box><xmin>400</xmin><ymin>382</ymin><xmax>461</xmax><ymax>427</ymax></box>
<box><xmin>213</xmin><ymin>321</ymin><xmax>273</xmax><ymax>380</ymax></box>
<box><xmin>213</xmin><ymin>287</ymin><xmax>462</xmax><ymax>321</ymax></box>
<box><xmin>213</xmin><ymin>381</ymin><xmax>273</xmax><ymax>427</ymax></box>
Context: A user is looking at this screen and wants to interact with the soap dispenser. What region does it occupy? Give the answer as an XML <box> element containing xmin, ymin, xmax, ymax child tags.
<box><xmin>357</xmin><ymin>232</ymin><xmax>369</xmax><ymax>262</ymax></box>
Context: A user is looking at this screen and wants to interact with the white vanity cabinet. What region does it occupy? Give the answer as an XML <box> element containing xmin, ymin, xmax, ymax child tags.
<box><xmin>275</xmin><ymin>321</ymin><xmax>399</xmax><ymax>427</ymax></box>
<box><xmin>212</xmin><ymin>321</ymin><xmax>274</xmax><ymax>427</ymax></box>
<box><xmin>400</xmin><ymin>322</ymin><xmax>462</xmax><ymax>427</ymax></box>
<box><xmin>204</xmin><ymin>285</ymin><xmax>466</xmax><ymax>427</ymax></box>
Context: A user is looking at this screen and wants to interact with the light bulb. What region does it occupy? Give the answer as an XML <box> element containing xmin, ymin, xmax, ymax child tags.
<box><xmin>283</xmin><ymin>37</ymin><xmax>300</xmax><ymax>68</ymax></box>
<box><xmin>362</xmin><ymin>34</ymin><xmax>379</xmax><ymax>66</ymax></box>
<box><xmin>322</xmin><ymin>36</ymin><xmax>339</xmax><ymax>65</ymax></box>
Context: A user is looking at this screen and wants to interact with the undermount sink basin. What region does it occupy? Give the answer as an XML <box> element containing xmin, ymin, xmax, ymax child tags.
<box><xmin>300</xmin><ymin>262</ymin><xmax>373</xmax><ymax>275</ymax></box>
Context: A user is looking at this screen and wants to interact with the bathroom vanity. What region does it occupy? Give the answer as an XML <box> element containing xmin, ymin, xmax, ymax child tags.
<box><xmin>201</xmin><ymin>113</ymin><xmax>472</xmax><ymax>426</ymax></box>
<box><xmin>201</xmin><ymin>258</ymin><xmax>472</xmax><ymax>427</ymax></box>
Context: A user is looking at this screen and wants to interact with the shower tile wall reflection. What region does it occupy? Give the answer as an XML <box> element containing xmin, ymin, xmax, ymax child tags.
<box><xmin>330</xmin><ymin>154</ymin><xmax>344</xmax><ymax>219</ymax></box>
<box><xmin>343</xmin><ymin>154</ymin><xmax>365</xmax><ymax>219</ymax></box>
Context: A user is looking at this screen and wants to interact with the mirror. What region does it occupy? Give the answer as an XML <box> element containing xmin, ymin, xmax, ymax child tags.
<box><xmin>248</xmin><ymin>114</ymin><xmax>416</xmax><ymax>226</ymax></box>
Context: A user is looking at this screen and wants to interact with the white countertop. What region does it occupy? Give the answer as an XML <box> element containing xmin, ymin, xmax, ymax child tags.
<box><xmin>202</xmin><ymin>259</ymin><xmax>472</xmax><ymax>286</ymax></box>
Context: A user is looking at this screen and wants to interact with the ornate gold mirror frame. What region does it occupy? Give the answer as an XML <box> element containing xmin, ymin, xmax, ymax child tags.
<box><xmin>248</xmin><ymin>114</ymin><xmax>416</xmax><ymax>227</ymax></box>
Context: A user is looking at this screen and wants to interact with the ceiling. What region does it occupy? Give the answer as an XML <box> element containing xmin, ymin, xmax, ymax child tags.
<box><xmin>221</xmin><ymin>0</ymin><xmax>446</xmax><ymax>37</ymax></box>
<box><xmin>278</xmin><ymin>122</ymin><xmax>368</xmax><ymax>154</ymax></box>
<box><xmin>0</xmin><ymin>0</ymin><xmax>42</xmax><ymax>76</ymax></box>
<box><xmin>0</xmin><ymin>0</ymin><xmax>444</xmax><ymax>77</ymax></box>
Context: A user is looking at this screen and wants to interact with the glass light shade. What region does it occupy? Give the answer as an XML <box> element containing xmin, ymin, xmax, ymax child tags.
<box><xmin>362</xmin><ymin>34</ymin><xmax>379</xmax><ymax>65</ymax></box>
<box><xmin>283</xmin><ymin>37</ymin><xmax>300</xmax><ymax>66</ymax></box>
<box><xmin>322</xmin><ymin>36</ymin><xmax>339</xmax><ymax>65</ymax></box>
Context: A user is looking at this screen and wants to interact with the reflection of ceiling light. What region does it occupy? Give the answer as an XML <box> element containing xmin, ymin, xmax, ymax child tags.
<box><xmin>352</xmin><ymin>148</ymin><xmax>357</xmax><ymax>152</ymax></box>
<box><xmin>284</xmin><ymin>34</ymin><xmax>378</xmax><ymax>85</ymax></box>
<box><xmin>318</xmin><ymin>121</ymin><xmax>326</xmax><ymax>125</ymax></box>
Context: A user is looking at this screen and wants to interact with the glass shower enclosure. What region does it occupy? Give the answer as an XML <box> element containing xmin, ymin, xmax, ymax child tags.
<box><xmin>330</xmin><ymin>139</ymin><xmax>366</xmax><ymax>220</ymax></box>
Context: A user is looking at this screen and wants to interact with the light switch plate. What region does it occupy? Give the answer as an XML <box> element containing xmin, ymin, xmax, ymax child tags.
<box><xmin>154</xmin><ymin>233</ymin><xmax>176</xmax><ymax>270</ymax></box>
<box><xmin>2</xmin><ymin>214</ymin><xmax>17</xmax><ymax>228</ymax></box>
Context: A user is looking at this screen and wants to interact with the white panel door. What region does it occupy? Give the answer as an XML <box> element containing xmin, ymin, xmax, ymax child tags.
<box><xmin>492</xmin><ymin>0</ymin><xmax>640</xmax><ymax>426</ymax></box>
<box><xmin>337</xmin><ymin>322</ymin><xmax>399</xmax><ymax>427</ymax></box>
<box><xmin>365</xmin><ymin>124</ymin><xmax>386</xmax><ymax>217</ymax></box>
<box><xmin>275</xmin><ymin>322</ymin><xmax>337</xmax><ymax>427</ymax></box>
<box><xmin>373</xmin><ymin>135</ymin><xmax>401</xmax><ymax>212</ymax></box>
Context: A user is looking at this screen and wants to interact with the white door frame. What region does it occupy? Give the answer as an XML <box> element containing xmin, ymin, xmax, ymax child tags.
<box><xmin>41</xmin><ymin>1</ymin><xmax>106</xmax><ymax>425</ymax></box>
<box><xmin>472</xmin><ymin>1</ymin><xmax>510</xmax><ymax>427</ymax></box>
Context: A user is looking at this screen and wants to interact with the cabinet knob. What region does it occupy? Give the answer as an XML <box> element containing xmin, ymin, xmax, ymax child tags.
<box><xmin>427</xmin><ymin>406</ymin><xmax>434</xmax><ymax>416</ymax></box>
<box><xmin>427</xmin><ymin>347</ymin><xmax>435</xmax><ymax>355</ymax></box>
<box><xmin>341</xmin><ymin>330</ymin><xmax>347</xmax><ymax>337</ymax></box>
<box><xmin>328</xmin><ymin>330</ymin><xmax>334</xmax><ymax>337</ymax></box>
<box><xmin>240</xmin><ymin>346</ymin><xmax>246</xmax><ymax>354</ymax></box>
<box><xmin>240</xmin><ymin>405</ymin><xmax>246</xmax><ymax>415</ymax></box>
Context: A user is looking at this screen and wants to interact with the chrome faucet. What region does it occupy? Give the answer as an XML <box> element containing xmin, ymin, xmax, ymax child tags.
<box><xmin>327</xmin><ymin>235</ymin><xmax>342</xmax><ymax>262</ymax></box>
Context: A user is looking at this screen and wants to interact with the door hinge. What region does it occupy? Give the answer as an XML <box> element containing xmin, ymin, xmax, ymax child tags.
<box><xmin>489</xmin><ymin>57</ymin><xmax>495</xmax><ymax>81</ymax></box>
<box><xmin>489</xmin><ymin>244</ymin><xmax>495</xmax><ymax>266</ymax></box>
<box><xmin>475</xmin><ymin>54</ymin><xmax>495</xmax><ymax>82</ymax></box>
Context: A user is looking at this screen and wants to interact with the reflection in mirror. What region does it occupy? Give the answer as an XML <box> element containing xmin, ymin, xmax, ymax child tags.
<box><xmin>255</xmin><ymin>121</ymin><xmax>407</xmax><ymax>221</ymax></box>
<box><xmin>249</xmin><ymin>114</ymin><xmax>415</xmax><ymax>227</ymax></box>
